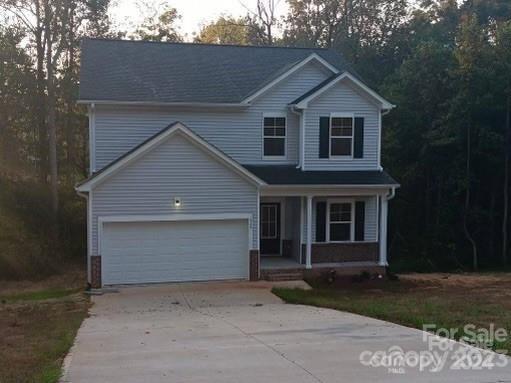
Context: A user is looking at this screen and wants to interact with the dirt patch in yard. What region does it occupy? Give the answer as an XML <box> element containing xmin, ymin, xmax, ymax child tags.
<box><xmin>0</xmin><ymin>262</ymin><xmax>86</xmax><ymax>296</ymax></box>
<box><xmin>0</xmin><ymin>265</ymin><xmax>89</xmax><ymax>383</ymax></box>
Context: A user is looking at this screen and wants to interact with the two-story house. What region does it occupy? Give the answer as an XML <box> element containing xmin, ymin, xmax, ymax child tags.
<box><xmin>76</xmin><ymin>38</ymin><xmax>398</xmax><ymax>288</ymax></box>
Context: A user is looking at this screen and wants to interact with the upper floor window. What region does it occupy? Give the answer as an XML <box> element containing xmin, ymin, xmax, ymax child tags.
<box><xmin>263</xmin><ymin>116</ymin><xmax>286</xmax><ymax>158</ymax></box>
<box><xmin>330</xmin><ymin>116</ymin><xmax>353</xmax><ymax>157</ymax></box>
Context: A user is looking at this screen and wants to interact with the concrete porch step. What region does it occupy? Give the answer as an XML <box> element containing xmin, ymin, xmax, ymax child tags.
<box><xmin>261</xmin><ymin>269</ymin><xmax>304</xmax><ymax>281</ymax></box>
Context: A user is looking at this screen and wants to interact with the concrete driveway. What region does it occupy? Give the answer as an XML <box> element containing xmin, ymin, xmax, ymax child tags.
<box><xmin>62</xmin><ymin>281</ymin><xmax>511</xmax><ymax>383</ymax></box>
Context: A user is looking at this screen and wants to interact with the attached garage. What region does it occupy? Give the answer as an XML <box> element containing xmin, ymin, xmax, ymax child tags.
<box><xmin>100</xmin><ymin>218</ymin><xmax>250</xmax><ymax>285</ymax></box>
<box><xmin>77</xmin><ymin>123</ymin><xmax>264</xmax><ymax>287</ymax></box>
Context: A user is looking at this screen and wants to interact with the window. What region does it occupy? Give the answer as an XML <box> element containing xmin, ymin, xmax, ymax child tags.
<box><xmin>328</xmin><ymin>202</ymin><xmax>353</xmax><ymax>242</ymax></box>
<box><xmin>261</xmin><ymin>204</ymin><xmax>278</xmax><ymax>239</ymax></box>
<box><xmin>263</xmin><ymin>116</ymin><xmax>286</xmax><ymax>157</ymax></box>
<box><xmin>330</xmin><ymin>117</ymin><xmax>353</xmax><ymax>157</ymax></box>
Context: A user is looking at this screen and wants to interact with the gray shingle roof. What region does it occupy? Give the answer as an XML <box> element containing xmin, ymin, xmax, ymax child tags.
<box><xmin>79</xmin><ymin>38</ymin><xmax>352</xmax><ymax>103</ymax></box>
<box><xmin>243</xmin><ymin>165</ymin><xmax>399</xmax><ymax>186</ymax></box>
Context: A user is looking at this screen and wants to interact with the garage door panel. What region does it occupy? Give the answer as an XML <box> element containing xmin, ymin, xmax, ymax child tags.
<box><xmin>102</xmin><ymin>219</ymin><xmax>248</xmax><ymax>285</ymax></box>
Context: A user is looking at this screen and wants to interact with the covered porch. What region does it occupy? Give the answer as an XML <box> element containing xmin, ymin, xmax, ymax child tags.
<box><xmin>258</xmin><ymin>192</ymin><xmax>391</xmax><ymax>276</ymax></box>
<box><xmin>246</xmin><ymin>165</ymin><xmax>399</xmax><ymax>278</ymax></box>
<box><xmin>247</xmin><ymin>165</ymin><xmax>399</xmax><ymax>280</ymax></box>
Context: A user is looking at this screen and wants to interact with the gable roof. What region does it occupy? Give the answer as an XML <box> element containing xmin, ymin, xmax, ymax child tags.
<box><xmin>290</xmin><ymin>71</ymin><xmax>395</xmax><ymax>110</ymax></box>
<box><xmin>76</xmin><ymin>122</ymin><xmax>265</xmax><ymax>191</ymax></box>
<box><xmin>244</xmin><ymin>165</ymin><xmax>399</xmax><ymax>187</ymax></box>
<box><xmin>241</xmin><ymin>53</ymin><xmax>339</xmax><ymax>103</ymax></box>
<box><xmin>79</xmin><ymin>38</ymin><xmax>353</xmax><ymax>104</ymax></box>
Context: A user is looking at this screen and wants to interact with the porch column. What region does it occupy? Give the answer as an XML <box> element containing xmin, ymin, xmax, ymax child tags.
<box><xmin>379</xmin><ymin>196</ymin><xmax>389</xmax><ymax>266</ymax></box>
<box><xmin>306</xmin><ymin>195</ymin><xmax>312</xmax><ymax>269</ymax></box>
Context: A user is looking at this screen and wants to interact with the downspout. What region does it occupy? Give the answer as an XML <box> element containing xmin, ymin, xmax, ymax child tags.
<box><xmin>378</xmin><ymin>185</ymin><xmax>396</xmax><ymax>267</ymax></box>
<box><xmin>289</xmin><ymin>106</ymin><xmax>304</xmax><ymax>169</ymax></box>
<box><xmin>89</xmin><ymin>103</ymin><xmax>96</xmax><ymax>174</ymax></box>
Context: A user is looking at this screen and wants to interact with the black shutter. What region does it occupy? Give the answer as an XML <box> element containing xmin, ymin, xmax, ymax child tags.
<box><xmin>316</xmin><ymin>201</ymin><xmax>327</xmax><ymax>242</ymax></box>
<box><xmin>354</xmin><ymin>117</ymin><xmax>364</xmax><ymax>158</ymax></box>
<box><xmin>355</xmin><ymin>201</ymin><xmax>365</xmax><ymax>241</ymax></box>
<box><xmin>319</xmin><ymin>117</ymin><xmax>330</xmax><ymax>158</ymax></box>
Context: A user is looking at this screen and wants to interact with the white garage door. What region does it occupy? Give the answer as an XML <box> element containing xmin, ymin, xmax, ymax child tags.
<box><xmin>101</xmin><ymin>219</ymin><xmax>249</xmax><ymax>285</ymax></box>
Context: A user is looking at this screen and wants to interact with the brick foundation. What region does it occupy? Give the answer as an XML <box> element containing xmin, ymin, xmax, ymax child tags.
<box><xmin>261</xmin><ymin>265</ymin><xmax>386</xmax><ymax>281</ymax></box>
<box><xmin>249</xmin><ymin>250</ymin><xmax>260</xmax><ymax>281</ymax></box>
<box><xmin>91</xmin><ymin>255</ymin><xmax>102</xmax><ymax>288</ymax></box>
<box><xmin>301</xmin><ymin>242</ymin><xmax>378</xmax><ymax>263</ymax></box>
<box><xmin>304</xmin><ymin>265</ymin><xmax>386</xmax><ymax>278</ymax></box>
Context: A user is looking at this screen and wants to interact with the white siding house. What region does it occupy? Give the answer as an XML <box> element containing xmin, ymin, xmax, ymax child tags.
<box><xmin>77</xmin><ymin>39</ymin><xmax>398</xmax><ymax>287</ymax></box>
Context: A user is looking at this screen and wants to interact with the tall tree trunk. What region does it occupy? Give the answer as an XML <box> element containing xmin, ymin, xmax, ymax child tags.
<box><xmin>503</xmin><ymin>95</ymin><xmax>510</xmax><ymax>265</ymax></box>
<box><xmin>35</xmin><ymin>0</ymin><xmax>47</xmax><ymax>183</ymax></box>
<box><xmin>464</xmin><ymin>125</ymin><xmax>478</xmax><ymax>270</ymax></box>
<box><xmin>65</xmin><ymin>4</ymin><xmax>76</xmax><ymax>172</ymax></box>
<box><xmin>44</xmin><ymin>3</ymin><xmax>59</xmax><ymax>218</ymax></box>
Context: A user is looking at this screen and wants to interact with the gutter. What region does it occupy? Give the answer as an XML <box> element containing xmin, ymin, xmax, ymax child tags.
<box><xmin>385</xmin><ymin>186</ymin><xmax>396</xmax><ymax>200</ymax></box>
<box><xmin>77</xmin><ymin>100</ymin><xmax>249</xmax><ymax>108</ymax></box>
<box><xmin>76</xmin><ymin>190</ymin><xmax>88</xmax><ymax>199</ymax></box>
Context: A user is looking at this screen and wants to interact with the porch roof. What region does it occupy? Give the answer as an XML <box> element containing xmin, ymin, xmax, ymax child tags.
<box><xmin>243</xmin><ymin>165</ymin><xmax>399</xmax><ymax>186</ymax></box>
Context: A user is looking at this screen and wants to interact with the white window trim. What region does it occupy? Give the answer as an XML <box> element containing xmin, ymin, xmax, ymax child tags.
<box><xmin>260</xmin><ymin>204</ymin><xmax>279</xmax><ymax>239</ymax></box>
<box><xmin>262</xmin><ymin>113</ymin><xmax>287</xmax><ymax>160</ymax></box>
<box><xmin>260</xmin><ymin>198</ymin><xmax>285</xmax><ymax>255</ymax></box>
<box><xmin>326</xmin><ymin>199</ymin><xmax>355</xmax><ymax>243</ymax></box>
<box><xmin>329</xmin><ymin>112</ymin><xmax>354</xmax><ymax>159</ymax></box>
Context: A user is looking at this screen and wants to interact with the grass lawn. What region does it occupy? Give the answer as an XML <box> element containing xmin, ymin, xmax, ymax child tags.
<box><xmin>273</xmin><ymin>273</ymin><xmax>511</xmax><ymax>353</ymax></box>
<box><xmin>0</xmin><ymin>265</ymin><xmax>89</xmax><ymax>383</ymax></box>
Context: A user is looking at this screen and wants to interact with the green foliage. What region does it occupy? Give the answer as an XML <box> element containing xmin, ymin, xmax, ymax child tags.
<box><xmin>273</xmin><ymin>275</ymin><xmax>511</xmax><ymax>352</ymax></box>
<box><xmin>195</xmin><ymin>16</ymin><xmax>248</xmax><ymax>45</ymax></box>
<box><xmin>0</xmin><ymin>179</ymin><xmax>86</xmax><ymax>280</ymax></box>
<box><xmin>1</xmin><ymin>0</ymin><xmax>511</xmax><ymax>278</ymax></box>
<box><xmin>133</xmin><ymin>6</ymin><xmax>183</xmax><ymax>42</ymax></box>
<box><xmin>0</xmin><ymin>288</ymin><xmax>80</xmax><ymax>303</ymax></box>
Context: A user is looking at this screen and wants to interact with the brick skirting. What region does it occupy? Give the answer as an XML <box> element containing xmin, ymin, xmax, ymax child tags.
<box><xmin>91</xmin><ymin>255</ymin><xmax>102</xmax><ymax>288</ymax></box>
<box><xmin>301</xmin><ymin>242</ymin><xmax>379</xmax><ymax>263</ymax></box>
<box><xmin>262</xmin><ymin>265</ymin><xmax>386</xmax><ymax>281</ymax></box>
<box><xmin>249</xmin><ymin>250</ymin><xmax>260</xmax><ymax>281</ymax></box>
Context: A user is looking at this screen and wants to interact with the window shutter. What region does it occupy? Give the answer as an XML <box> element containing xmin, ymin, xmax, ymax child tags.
<box><xmin>355</xmin><ymin>201</ymin><xmax>365</xmax><ymax>241</ymax></box>
<box><xmin>354</xmin><ymin>117</ymin><xmax>364</xmax><ymax>158</ymax></box>
<box><xmin>316</xmin><ymin>201</ymin><xmax>326</xmax><ymax>242</ymax></box>
<box><xmin>319</xmin><ymin>117</ymin><xmax>329</xmax><ymax>158</ymax></box>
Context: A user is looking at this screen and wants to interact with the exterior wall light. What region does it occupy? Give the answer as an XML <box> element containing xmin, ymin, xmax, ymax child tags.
<box><xmin>174</xmin><ymin>197</ymin><xmax>181</xmax><ymax>207</ymax></box>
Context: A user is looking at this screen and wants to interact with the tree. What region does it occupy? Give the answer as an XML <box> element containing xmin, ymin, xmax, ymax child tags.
<box><xmin>451</xmin><ymin>13</ymin><xmax>492</xmax><ymax>270</ymax></box>
<box><xmin>244</xmin><ymin>0</ymin><xmax>278</xmax><ymax>45</ymax></box>
<box><xmin>494</xmin><ymin>21</ymin><xmax>511</xmax><ymax>264</ymax></box>
<box><xmin>0</xmin><ymin>0</ymin><xmax>111</xmax><ymax>256</ymax></box>
<box><xmin>195</xmin><ymin>16</ymin><xmax>248</xmax><ymax>45</ymax></box>
<box><xmin>0</xmin><ymin>26</ymin><xmax>37</xmax><ymax>178</ymax></box>
<box><xmin>381</xmin><ymin>42</ymin><xmax>459</xmax><ymax>270</ymax></box>
<box><xmin>133</xmin><ymin>6</ymin><xmax>182</xmax><ymax>42</ymax></box>
<box><xmin>282</xmin><ymin>0</ymin><xmax>408</xmax><ymax>85</ymax></box>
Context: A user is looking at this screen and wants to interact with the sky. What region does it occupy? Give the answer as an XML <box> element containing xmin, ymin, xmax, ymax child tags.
<box><xmin>109</xmin><ymin>0</ymin><xmax>289</xmax><ymax>40</ymax></box>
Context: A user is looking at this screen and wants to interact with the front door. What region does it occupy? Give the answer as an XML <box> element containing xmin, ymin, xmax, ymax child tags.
<box><xmin>260</xmin><ymin>203</ymin><xmax>281</xmax><ymax>255</ymax></box>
